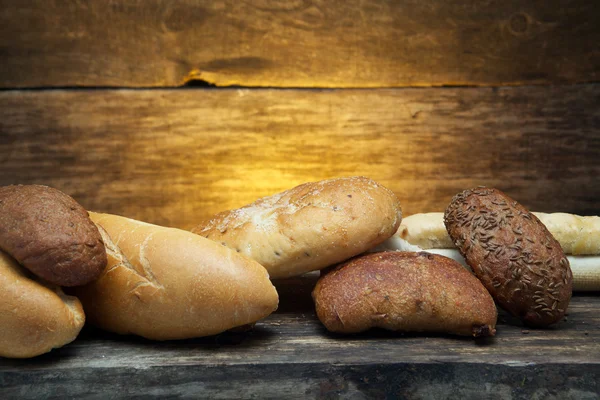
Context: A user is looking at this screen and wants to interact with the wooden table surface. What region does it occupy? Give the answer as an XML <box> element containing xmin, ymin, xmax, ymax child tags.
<box><xmin>1</xmin><ymin>273</ymin><xmax>598</xmax><ymax>399</ymax></box>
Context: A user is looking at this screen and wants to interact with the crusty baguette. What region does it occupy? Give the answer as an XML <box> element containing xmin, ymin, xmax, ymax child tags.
<box><xmin>192</xmin><ymin>177</ymin><xmax>402</xmax><ymax>278</ymax></box>
<box><xmin>395</xmin><ymin>212</ymin><xmax>600</xmax><ymax>254</ymax></box>
<box><xmin>0</xmin><ymin>251</ymin><xmax>85</xmax><ymax>358</ymax></box>
<box><xmin>73</xmin><ymin>212</ymin><xmax>279</xmax><ymax>340</ymax></box>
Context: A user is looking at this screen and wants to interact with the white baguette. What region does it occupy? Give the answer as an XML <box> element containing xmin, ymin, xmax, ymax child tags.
<box><xmin>397</xmin><ymin>212</ymin><xmax>600</xmax><ymax>254</ymax></box>
<box><xmin>381</xmin><ymin>212</ymin><xmax>600</xmax><ymax>291</ymax></box>
<box><xmin>192</xmin><ymin>177</ymin><xmax>402</xmax><ymax>278</ymax></box>
<box><xmin>533</xmin><ymin>213</ymin><xmax>600</xmax><ymax>255</ymax></box>
<box><xmin>0</xmin><ymin>251</ymin><xmax>85</xmax><ymax>358</ymax></box>
<box><xmin>73</xmin><ymin>212</ymin><xmax>279</xmax><ymax>340</ymax></box>
<box><xmin>396</xmin><ymin>212</ymin><xmax>453</xmax><ymax>249</ymax></box>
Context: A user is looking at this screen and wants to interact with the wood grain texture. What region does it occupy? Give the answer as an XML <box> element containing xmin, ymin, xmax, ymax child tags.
<box><xmin>0</xmin><ymin>0</ymin><xmax>598</xmax><ymax>88</ymax></box>
<box><xmin>1</xmin><ymin>290</ymin><xmax>599</xmax><ymax>399</ymax></box>
<box><xmin>0</xmin><ymin>85</ymin><xmax>599</xmax><ymax>230</ymax></box>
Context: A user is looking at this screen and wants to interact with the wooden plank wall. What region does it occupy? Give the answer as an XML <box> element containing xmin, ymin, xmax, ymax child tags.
<box><xmin>1</xmin><ymin>0</ymin><xmax>599</xmax><ymax>87</ymax></box>
<box><xmin>0</xmin><ymin>0</ymin><xmax>598</xmax><ymax>229</ymax></box>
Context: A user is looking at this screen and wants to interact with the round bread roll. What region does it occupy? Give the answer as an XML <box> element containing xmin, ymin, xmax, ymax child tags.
<box><xmin>192</xmin><ymin>177</ymin><xmax>402</xmax><ymax>278</ymax></box>
<box><xmin>73</xmin><ymin>212</ymin><xmax>279</xmax><ymax>340</ymax></box>
<box><xmin>0</xmin><ymin>185</ymin><xmax>107</xmax><ymax>286</ymax></box>
<box><xmin>313</xmin><ymin>252</ymin><xmax>497</xmax><ymax>337</ymax></box>
<box><xmin>444</xmin><ymin>187</ymin><xmax>572</xmax><ymax>327</ymax></box>
<box><xmin>0</xmin><ymin>251</ymin><xmax>85</xmax><ymax>358</ymax></box>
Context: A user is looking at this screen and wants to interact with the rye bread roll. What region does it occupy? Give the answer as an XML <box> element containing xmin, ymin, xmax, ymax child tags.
<box><xmin>0</xmin><ymin>185</ymin><xmax>107</xmax><ymax>286</ymax></box>
<box><xmin>0</xmin><ymin>251</ymin><xmax>85</xmax><ymax>358</ymax></box>
<box><xmin>312</xmin><ymin>252</ymin><xmax>497</xmax><ymax>337</ymax></box>
<box><xmin>192</xmin><ymin>177</ymin><xmax>402</xmax><ymax>278</ymax></box>
<box><xmin>444</xmin><ymin>187</ymin><xmax>572</xmax><ymax>327</ymax></box>
<box><xmin>73</xmin><ymin>212</ymin><xmax>278</xmax><ymax>340</ymax></box>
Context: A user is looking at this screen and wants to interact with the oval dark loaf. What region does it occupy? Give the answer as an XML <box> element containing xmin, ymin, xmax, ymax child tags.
<box><xmin>0</xmin><ymin>185</ymin><xmax>107</xmax><ymax>286</ymax></box>
<box><xmin>444</xmin><ymin>187</ymin><xmax>572</xmax><ymax>327</ymax></box>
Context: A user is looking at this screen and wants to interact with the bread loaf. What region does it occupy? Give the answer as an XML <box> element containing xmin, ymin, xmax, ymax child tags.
<box><xmin>192</xmin><ymin>177</ymin><xmax>402</xmax><ymax>278</ymax></box>
<box><xmin>382</xmin><ymin>212</ymin><xmax>600</xmax><ymax>291</ymax></box>
<box><xmin>0</xmin><ymin>251</ymin><xmax>85</xmax><ymax>358</ymax></box>
<box><xmin>534</xmin><ymin>213</ymin><xmax>600</xmax><ymax>255</ymax></box>
<box><xmin>73</xmin><ymin>212</ymin><xmax>279</xmax><ymax>340</ymax></box>
<box><xmin>313</xmin><ymin>252</ymin><xmax>497</xmax><ymax>337</ymax></box>
<box><xmin>396</xmin><ymin>212</ymin><xmax>454</xmax><ymax>249</ymax></box>
<box><xmin>395</xmin><ymin>212</ymin><xmax>600</xmax><ymax>254</ymax></box>
<box><xmin>0</xmin><ymin>185</ymin><xmax>107</xmax><ymax>286</ymax></box>
<box><xmin>445</xmin><ymin>187</ymin><xmax>572</xmax><ymax>327</ymax></box>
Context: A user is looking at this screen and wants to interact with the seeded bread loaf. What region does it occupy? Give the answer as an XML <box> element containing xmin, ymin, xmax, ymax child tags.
<box><xmin>313</xmin><ymin>252</ymin><xmax>497</xmax><ymax>337</ymax></box>
<box><xmin>444</xmin><ymin>187</ymin><xmax>572</xmax><ymax>327</ymax></box>
<box><xmin>0</xmin><ymin>185</ymin><xmax>106</xmax><ymax>286</ymax></box>
<box><xmin>73</xmin><ymin>212</ymin><xmax>278</xmax><ymax>340</ymax></box>
<box><xmin>0</xmin><ymin>251</ymin><xmax>85</xmax><ymax>358</ymax></box>
<box><xmin>192</xmin><ymin>177</ymin><xmax>402</xmax><ymax>278</ymax></box>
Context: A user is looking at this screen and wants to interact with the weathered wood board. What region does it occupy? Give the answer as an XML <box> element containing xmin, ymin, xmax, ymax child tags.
<box><xmin>1</xmin><ymin>286</ymin><xmax>599</xmax><ymax>399</ymax></box>
<box><xmin>0</xmin><ymin>85</ymin><xmax>598</xmax><ymax>229</ymax></box>
<box><xmin>0</xmin><ymin>0</ymin><xmax>598</xmax><ymax>88</ymax></box>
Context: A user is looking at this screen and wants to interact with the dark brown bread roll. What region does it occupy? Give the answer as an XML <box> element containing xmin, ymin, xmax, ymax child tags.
<box><xmin>444</xmin><ymin>187</ymin><xmax>572</xmax><ymax>327</ymax></box>
<box><xmin>0</xmin><ymin>185</ymin><xmax>107</xmax><ymax>286</ymax></box>
<box><xmin>312</xmin><ymin>252</ymin><xmax>497</xmax><ymax>337</ymax></box>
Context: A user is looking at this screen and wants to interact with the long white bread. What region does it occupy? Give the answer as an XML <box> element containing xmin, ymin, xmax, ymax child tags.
<box><xmin>382</xmin><ymin>212</ymin><xmax>600</xmax><ymax>291</ymax></box>
<box><xmin>397</xmin><ymin>212</ymin><xmax>600</xmax><ymax>254</ymax></box>
<box><xmin>396</xmin><ymin>212</ymin><xmax>453</xmax><ymax>249</ymax></box>
<box><xmin>533</xmin><ymin>213</ymin><xmax>600</xmax><ymax>255</ymax></box>
<box><xmin>73</xmin><ymin>212</ymin><xmax>279</xmax><ymax>340</ymax></box>
<box><xmin>0</xmin><ymin>251</ymin><xmax>85</xmax><ymax>358</ymax></box>
<box><xmin>192</xmin><ymin>177</ymin><xmax>402</xmax><ymax>278</ymax></box>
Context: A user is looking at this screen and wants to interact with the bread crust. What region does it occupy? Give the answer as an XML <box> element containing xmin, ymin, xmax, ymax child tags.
<box><xmin>192</xmin><ymin>177</ymin><xmax>402</xmax><ymax>278</ymax></box>
<box><xmin>444</xmin><ymin>188</ymin><xmax>572</xmax><ymax>327</ymax></box>
<box><xmin>0</xmin><ymin>251</ymin><xmax>85</xmax><ymax>358</ymax></box>
<box><xmin>312</xmin><ymin>252</ymin><xmax>497</xmax><ymax>337</ymax></box>
<box><xmin>73</xmin><ymin>212</ymin><xmax>279</xmax><ymax>340</ymax></box>
<box><xmin>0</xmin><ymin>185</ymin><xmax>107</xmax><ymax>286</ymax></box>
